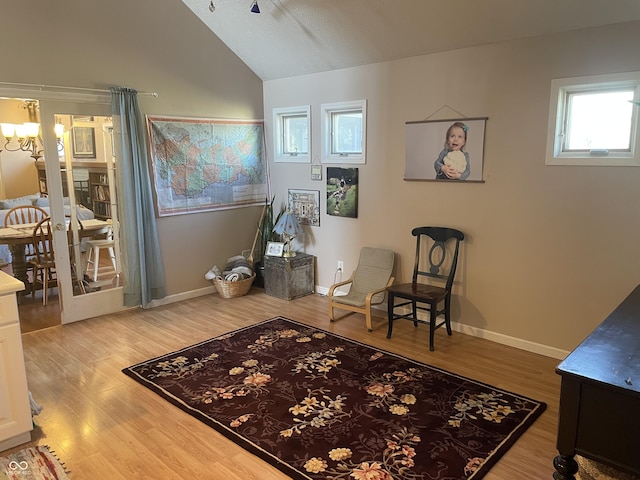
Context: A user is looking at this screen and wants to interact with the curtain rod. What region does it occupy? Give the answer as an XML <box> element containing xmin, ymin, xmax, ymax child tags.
<box><xmin>0</xmin><ymin>81</ymin><xmax>158</xmax><ymax>97</ymax></box>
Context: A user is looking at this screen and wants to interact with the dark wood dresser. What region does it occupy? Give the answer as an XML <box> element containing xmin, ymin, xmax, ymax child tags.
<box><xmin>553</xmin><ymin>285</ymin><xmax>640</xmax><ymax>479</ymax></box>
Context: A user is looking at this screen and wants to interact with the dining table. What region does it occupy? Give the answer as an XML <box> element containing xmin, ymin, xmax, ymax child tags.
<box><xmin>0</xmin><ymin>218</ymin><xmax>111</xmax><ymax>291</ymax></box>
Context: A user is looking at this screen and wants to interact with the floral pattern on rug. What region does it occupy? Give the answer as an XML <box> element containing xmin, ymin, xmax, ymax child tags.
<box><xmin>123</xmin><ymin>317</ymin><xmax>546</xmax><ymax>480</ymax></box>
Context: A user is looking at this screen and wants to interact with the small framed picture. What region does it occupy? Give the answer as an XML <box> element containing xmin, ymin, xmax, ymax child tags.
<box><xmin>72</xmin><ymin>126</ymin><xmax>96</xmax><ymax>158</ymax></box>
<box><xmin>327</xmin><ymin>167</ymin><xmax>358</xmax><ymax>218</ymax></box>
<box><xmin>266</xmin><ymin>241</ymin><xmax>284</xmax><ymax>257</ymax></box>
<box><xmin>289</xmin><ymin>188</ymin><xmax>320</xmax><ymax>226</ymax></box>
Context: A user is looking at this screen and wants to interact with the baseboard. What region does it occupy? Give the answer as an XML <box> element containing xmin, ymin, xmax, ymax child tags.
<box><xmin>318</xmin><ymin>286</ymin><xmax>569</xmax><ymax>360</ymax></box>
<box><xmin>316</xmin><ymin>285</ymin><xmax>329</xmax><ymax>296</ymax></box>
<box><xmin>451</xmin><ymin>322</ymin><xmax>569</xmax><ymax>360</ymax></box>
<box><xmin>146</xmin><ymin>285</ymin><xmax>216</xmax><ymax>308</ymax></box>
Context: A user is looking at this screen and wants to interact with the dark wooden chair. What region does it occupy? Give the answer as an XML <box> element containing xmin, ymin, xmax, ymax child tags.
<box><xmin>386</xmin><ymin>226</ymin><xmax>464</xmax><ymax>351</ymax></box>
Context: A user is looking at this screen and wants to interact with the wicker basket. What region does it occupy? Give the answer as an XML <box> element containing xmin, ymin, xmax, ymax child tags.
<box><xmin>212</xmin><ymin>274</ymin><xmax>256</xmax><ymax>298</ymax></box>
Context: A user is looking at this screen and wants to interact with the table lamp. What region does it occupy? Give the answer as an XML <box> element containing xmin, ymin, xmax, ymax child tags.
<box><xmin>273</xmin><ymin>210</ymin><xmax>303</xmax><ymax>257</ymax></box>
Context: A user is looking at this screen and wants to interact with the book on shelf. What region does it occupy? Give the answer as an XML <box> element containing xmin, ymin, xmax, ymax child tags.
<box><xmin>93</xmin><ymin>185</ymin><xmax>111</xmax><ymax>201</ymax></box>
<box><xmin>93</xmin><ymin>201</ymin><xmax>111</xmax><ymax>218</ymax></box>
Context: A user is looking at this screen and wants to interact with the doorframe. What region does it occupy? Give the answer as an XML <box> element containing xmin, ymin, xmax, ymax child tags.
<box><xmin>0</xmin><ymin>86</ymin><xmax>128</xmax><ymax>324</ymax></box>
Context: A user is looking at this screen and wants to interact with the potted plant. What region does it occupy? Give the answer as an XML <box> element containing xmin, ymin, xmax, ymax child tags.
<box><xmin>253</xmin><ymin>196</ymin><xmax>283</xmax><ymax>287</ymax></box>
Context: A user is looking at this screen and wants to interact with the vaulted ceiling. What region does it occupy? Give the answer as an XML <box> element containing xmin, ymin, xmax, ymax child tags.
<box><xmin>182</xmin><ymin>0</ymin><xmax>640</xmax><ymax>81</ymax></box>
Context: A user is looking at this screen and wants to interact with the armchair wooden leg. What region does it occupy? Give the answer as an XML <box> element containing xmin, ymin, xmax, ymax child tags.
<box><xmin>365</xmin><ymin>309</ymin><xmax>373</xmax><ymax>332</ymax></box>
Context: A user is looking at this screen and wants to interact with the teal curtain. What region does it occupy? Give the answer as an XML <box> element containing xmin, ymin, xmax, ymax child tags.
<box><xmin>110</xmin><ymin>87</ymin><xmax>166</xmax><ymax>307</ymax></box>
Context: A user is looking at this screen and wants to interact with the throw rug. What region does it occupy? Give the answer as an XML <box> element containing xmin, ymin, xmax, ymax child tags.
<box><xmin>0</xmin><ymin>445</ymin><xmax>70</xmax><ymax>480</ymax></box>
<box><xmin>123</xmin><ymin>317</ymin><xmax>546</xmax><ymax>479</ymax></box>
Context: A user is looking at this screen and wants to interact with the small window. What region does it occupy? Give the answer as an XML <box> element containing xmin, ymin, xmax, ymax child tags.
<box><xmin>273</xmin><ymin>105</ymin><xmax>310</xmax><ymax>163</ymax></box>
<box><xmin>546</xmin><ymin>72</ymin><xmax>640</xmax><ymax>166</ymax></box>
<box><xmin>321</xmin><ymin>100</ymin><xmax>367</xmax><ymax>164</ymax></box>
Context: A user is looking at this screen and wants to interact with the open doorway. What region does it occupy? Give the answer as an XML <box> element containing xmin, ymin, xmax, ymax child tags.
<box><xmin>0</xmin><ymin>96</ymin><xmax>125</xmax><ymax>332</ymax></box>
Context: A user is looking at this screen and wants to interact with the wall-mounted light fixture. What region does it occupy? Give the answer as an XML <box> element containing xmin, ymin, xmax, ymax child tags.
<box><xmin>0</xmin><ymin>100</ymin><xmax>64</xmax><ymax>161</ymax></box>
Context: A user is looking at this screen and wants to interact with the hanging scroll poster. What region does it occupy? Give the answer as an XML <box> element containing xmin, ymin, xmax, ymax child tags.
<box><xmin>147</xmin><ymin>115</ymin><xmax>268</xmax><ymax>216</ymax></box>
<box><xmin>404</xmin><ymin>117</ymin><xmax>487</xmax><ymax>182</ymax></box>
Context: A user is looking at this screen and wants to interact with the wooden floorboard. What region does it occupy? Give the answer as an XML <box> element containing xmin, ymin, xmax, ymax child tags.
<box><xmin>6</xmin><ymin>288</ymin><xmax>563</xmax><ymax>479</ymax></box>
<box><xmin>3</xmin><ymin>250</ymin><xmax>118</xmax><ymax>334</ymax></box>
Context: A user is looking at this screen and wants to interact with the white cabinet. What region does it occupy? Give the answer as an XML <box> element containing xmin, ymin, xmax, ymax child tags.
<box><xmin>0</xmin><ymin>273</ymin><xmax>32</xmax><ymax>451</ymax></box>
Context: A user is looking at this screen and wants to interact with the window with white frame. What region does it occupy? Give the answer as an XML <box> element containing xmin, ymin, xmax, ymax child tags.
<box><xmin>321</xmin><ymin>100</ymin><xmax>367</xmax><ymax>164</ymax></box>
<box><xmin>273</xmin><ymin>105</ymin><xmax>310</xmax><ymax>163</ymax></box>
<box><xmin>546</xmin><ymin>72</ymin><xmax>640</xmax><ymax>166</ymax></box>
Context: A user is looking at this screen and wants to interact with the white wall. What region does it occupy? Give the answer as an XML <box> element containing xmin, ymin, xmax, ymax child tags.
<box><xmin>264</xmin><ymin>21</ymin><xmax>640</xmax><ymax>353</ymax></box>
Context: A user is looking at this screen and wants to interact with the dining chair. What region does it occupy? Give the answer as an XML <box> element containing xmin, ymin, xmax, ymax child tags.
<box><xmin>4</xmin><ymin>205</ymin><xmax>48</xmax><ymax>227</ymax></box>
<box><xmin>29</xmin><ymin>217</ymin><xmax>57</xmax><ymax>305</ymax></box>
<box><xmin>328</xmin><ymin>247</ymin><xmax>395</xmax><ymax>331</ymax></box>
<box><xmin>4</xmin><ymin>205</ymin><xmax>49</xmax><ymax>284</ymax></box>
<box><xmin>386</xmin><ymin>226</ymin><xmax>464</xmax><ymax>351</ymax></box>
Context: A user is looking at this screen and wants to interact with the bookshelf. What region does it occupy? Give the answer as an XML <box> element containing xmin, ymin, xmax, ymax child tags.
<box><xmin>36</xmin><ymin>162</ymin><xmax>111</xmax><ymax>219</ymax></box>
<box><xmin>89</xmin><ymin>170</ymin><xmax>111</xmax><ymax>219</ymax></box>
<box><xmin>36</xmin><ymin>163</ymin><xmax>69</xmax><ymax>198</ymax></box>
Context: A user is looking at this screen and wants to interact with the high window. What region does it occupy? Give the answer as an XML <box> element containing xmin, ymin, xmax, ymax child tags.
<box><xmin>321</xmin><ymin>100</ymin><xmax>367</xmax><ymax>164</ymax></box>
<box><xmin>546</xmin><ymin>72</ymin><xmax>640</xmax><ymax>166</ymax></box>
<box><xmin>273</xmin><ymin>105</ymin><xmax>310</xmax><ymax>163</ymax></box>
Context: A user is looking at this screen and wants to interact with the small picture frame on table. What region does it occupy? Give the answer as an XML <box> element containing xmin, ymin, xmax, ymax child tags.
<box><xmin>266</xmin><ymin>241</ymin><xmax>284</xmax><ymax>257</ymax></box>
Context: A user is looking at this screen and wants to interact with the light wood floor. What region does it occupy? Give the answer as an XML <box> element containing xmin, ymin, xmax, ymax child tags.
<box><xmin>2</xmin><ymin>252</ymin><xmax>118</xmax><ymax>334</ymax></box>
<box><xmin>6</xmin><ymin>289</ymin><xmax>563</xmax><ymax>479</ymax></box>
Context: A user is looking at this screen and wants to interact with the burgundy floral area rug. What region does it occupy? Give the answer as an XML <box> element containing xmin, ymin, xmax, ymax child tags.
<box><xmin>122</xmin><ymin>317</ymin><xmax>546</xmax><ymax>480</ymax></box>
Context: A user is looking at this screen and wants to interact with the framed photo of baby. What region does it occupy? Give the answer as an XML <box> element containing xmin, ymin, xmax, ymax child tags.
<box><xmin>404</xmin><ymin>117</ymin><xmax>487</xmax><ymax>182</ymax></box>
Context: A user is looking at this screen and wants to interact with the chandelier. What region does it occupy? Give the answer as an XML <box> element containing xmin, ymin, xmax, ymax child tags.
<box><xmin>0</xmin><ymin>100</ymin><xmax>64</xmax><ymax>161</ymax></box>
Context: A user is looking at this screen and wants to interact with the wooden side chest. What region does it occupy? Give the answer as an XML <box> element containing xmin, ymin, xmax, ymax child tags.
<box><xmin>264</xmin><ymin>253</ymin><xmax>315</xmax><ymax>300</ymax></box>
